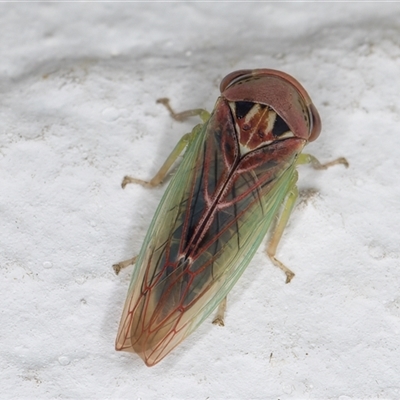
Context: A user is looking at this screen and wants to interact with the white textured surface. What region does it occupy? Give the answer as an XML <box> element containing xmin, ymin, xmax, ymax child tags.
<box><xmin>1</xmin><ymin>3</ymin><xmax>400</xmax><ymax>399</ymax></box>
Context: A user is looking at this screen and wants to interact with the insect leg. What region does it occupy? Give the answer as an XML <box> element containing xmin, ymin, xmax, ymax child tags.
<box><xmin>297</xmin><ymin>154</ymin><xmax>349</xmax><ymax>169</ymax></box>
<box><xmin>266</xmin><ymin>173</ymin><xmax>299</xmax><ymax>284</ymax></box>
<box><xmin>212</xmin><ymin>297</ymin><xmax>227</xmax><ymax>326</ymax></box>
<box><xmin>156</xmin><ymin>98</ymin><xmax>210</xmax><ymax>123</ymax></box>
<box><xmin>122</xmin><ymin>123</ymin><xmax>204</xmax><ymax>189</ymax></box>
<box><xmin>113</xmin><ymin>255</ymin><xmax>137</xmax><ymax>275</ymax></box>
<box><xmin>267</xmin><ymin>195</ymin><xmax>298</xmax><ymax>283</ymax></box>
<box><xmin>122</xmin><ymin>100</ymin><xmax>210</xmax><ymax>189</ymax></box>
<box><xmin>267</xmin><ymin>154</ymin><xmax>348</xmax><ymax>283</ymax></box>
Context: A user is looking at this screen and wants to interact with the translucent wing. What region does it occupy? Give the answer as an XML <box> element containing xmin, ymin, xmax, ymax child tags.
<box><xmin>116</xmin><ymin>97</ymin><xmax>305</xmax><ymax>366</ymax></box>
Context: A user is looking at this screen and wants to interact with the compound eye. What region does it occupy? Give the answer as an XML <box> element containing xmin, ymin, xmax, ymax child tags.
<box><xmin>220</xmin><ymin>70</ymin><xmax>252</xmax><ymax>92</ymax></box>
<box><xmin>308</xmin><ymin>103</ymin><xmax>321</xmax><ymax>142</ymax></box>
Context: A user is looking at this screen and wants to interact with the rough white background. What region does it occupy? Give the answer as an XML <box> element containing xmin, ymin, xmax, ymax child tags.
<box><xmin>1</xmin><ymin>2</ymin><xmax>400</xmax><ymax>399</ymax></box>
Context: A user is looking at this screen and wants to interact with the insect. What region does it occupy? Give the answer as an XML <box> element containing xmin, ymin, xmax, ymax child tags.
<box><xmin>114</xmin><ymin>69</ymin><xmax>348</xmax><ymax>366</ymax></box>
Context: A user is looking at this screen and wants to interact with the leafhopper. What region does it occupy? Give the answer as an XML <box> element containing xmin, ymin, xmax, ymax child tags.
<box><xmin>114</xmin><ymin>69</ymin><xmax>348</xmax><ymax>366</ymax></box>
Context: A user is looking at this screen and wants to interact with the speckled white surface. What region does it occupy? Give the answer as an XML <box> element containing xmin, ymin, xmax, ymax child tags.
<box><xmin>1</xmin><ymin>3</ymin><xmax>400</xmax><ymax>399</ymax></box>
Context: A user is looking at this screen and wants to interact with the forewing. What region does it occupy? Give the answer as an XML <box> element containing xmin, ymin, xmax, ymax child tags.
<box><xmin>115</xmin><ymin>110</ymin><xmax>213</xmax><ymax>364</ymax></box>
